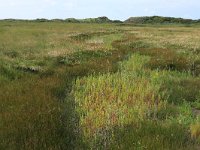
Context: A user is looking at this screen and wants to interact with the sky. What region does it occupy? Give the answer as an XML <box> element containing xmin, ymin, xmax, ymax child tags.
<box><xmin>0</xmin><ymin>0</ymin><xmax>199</xmax><ymax>20</ymax></box>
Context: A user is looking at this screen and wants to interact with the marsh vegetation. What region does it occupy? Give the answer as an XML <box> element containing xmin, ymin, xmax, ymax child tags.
<box><xmin>0</xmin><ymin>21</ymin><xmax>200</xmax><ymax>149</ymax></box>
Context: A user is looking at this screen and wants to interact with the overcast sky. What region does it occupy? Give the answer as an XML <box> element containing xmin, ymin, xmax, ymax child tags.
<box><xmin>0</xmin><ymin>0</ymin><xmax>199</xmax><ymax>20</ymax></box>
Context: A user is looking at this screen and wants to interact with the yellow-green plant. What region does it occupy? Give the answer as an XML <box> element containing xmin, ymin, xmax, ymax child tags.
<box><xmin>72</xmin><ymin>54</ymin><xmax>167</xmax><ymax>140</ymax></box>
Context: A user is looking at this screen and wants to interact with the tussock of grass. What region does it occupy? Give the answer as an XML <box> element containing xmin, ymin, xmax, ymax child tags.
<box><xmin>57</xmin><ymin>50</ymin><xmax>112</xmax><ymax>65</ymax></box>
<box><xmin>191</xmin><ymin>122</ymin><xmax>200</xmax><ymax>141</ymax></box>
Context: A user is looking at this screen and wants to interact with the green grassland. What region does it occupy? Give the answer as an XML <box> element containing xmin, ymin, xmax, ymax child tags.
<box><xmin>0</xmin><ymin>21</ymin><xmax>200</xmax><ymax>149</ymax></box>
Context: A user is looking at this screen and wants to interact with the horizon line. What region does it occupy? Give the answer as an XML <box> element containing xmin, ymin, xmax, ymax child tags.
<box><xmin>0</xmin><ymin>15</ymin><xmax>199</xmax><ymax>21</ymax></box>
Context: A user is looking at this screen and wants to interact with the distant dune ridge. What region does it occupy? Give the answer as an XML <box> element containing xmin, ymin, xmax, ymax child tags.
<box><xmin>1</xmin><ymin>16</ymin><xmax>200</xmax><ymax>24</ymax></box>
<box><xmin>124</xmin><ymin>16</ymin><xmax>200</xmax><ymax>24</ymax></box>
<box><xmin>0</xmin><ymin>16</ymin><xmax>122</xmax><ymax>23</ymax></box>
<box><xmin>64</xmin><ymin>16</ymin><xmax>122</xmax><ymax>23</ymax></box>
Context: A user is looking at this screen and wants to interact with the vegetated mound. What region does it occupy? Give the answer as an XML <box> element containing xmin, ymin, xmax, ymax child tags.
<box><xmin>1</xmin><ymin>16</ymin><xmax>122</xmax><ymax>23</ymax></box>
<box><xmin>125</xmin><ymin>16</ymin><xmax>200</xmax><ymax>24</ymax></box>
<box><xmin>65</xmin><ymin>16</ymin><xmax>122</xmax><ymax>23</ymax></box>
